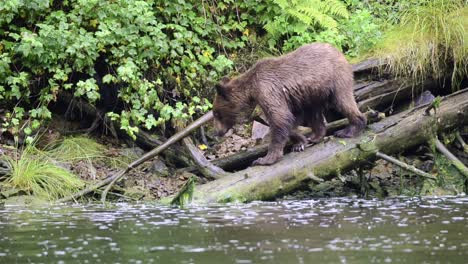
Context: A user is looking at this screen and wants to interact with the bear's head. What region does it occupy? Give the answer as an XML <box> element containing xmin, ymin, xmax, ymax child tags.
<box><xmin>213</xmin><ymin>76</ymin><xmax>256</xmax><ymax>137</ymax></box>
<box><xmin>212</xmin><ymin>77</ymin><xmax>237</xmax><ymax>137</ymax></box>
<box><xmin>213</xmin><ymin>77</ymin><xmax>239</xmax><ymax>137</ymax></box>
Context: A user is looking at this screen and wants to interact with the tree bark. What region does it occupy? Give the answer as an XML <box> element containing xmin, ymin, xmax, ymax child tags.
<box><xmin>190</xmin><ymin>88</ymin><xmax>468</xmax><ymax>204</ymax></box>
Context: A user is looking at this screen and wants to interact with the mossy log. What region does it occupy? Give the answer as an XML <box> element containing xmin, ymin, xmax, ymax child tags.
<box><xmin>191</xmin><ymin>88</ymin><xmax>468</xmax><ymax>203</ymax></box>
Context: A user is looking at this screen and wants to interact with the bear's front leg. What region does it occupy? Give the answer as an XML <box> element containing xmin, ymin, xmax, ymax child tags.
<box><xmin>252</xmin><ymin>150</ymin><xmax>283</xmax><ymax>165</ymax></box>
<box><xmin>253</xmin><ymin>123</ymin><xmax>291</xmax><ymax>166</ymax></box>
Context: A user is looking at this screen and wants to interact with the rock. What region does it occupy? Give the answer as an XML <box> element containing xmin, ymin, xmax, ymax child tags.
<box><xmin>251</xmin><ymin>121</ymin><xmax>270</xmax><ymax>140</ymax></box>
<box><xmin>3</xmin><ymin>195</ymin><xmax>48</xmax><ymax>206</ymax></box>
<box><xmin>150</xmin><ymin>158</ymin><xmax>170</xmax><ymax>177</ymax></box>
<box><xmin>121</xmin><ymin>147</ymin><xmax>144</xmax><ymax>158</ymax></box>
<box><xmin>124</xmin><ymin>186</ymin><xmax>149</xmax><ymax>200</ymax></box>
<box><xmin>414</xmin><ymin>90</ymin><xmax>435</xmax><ymax>107</ymax></box>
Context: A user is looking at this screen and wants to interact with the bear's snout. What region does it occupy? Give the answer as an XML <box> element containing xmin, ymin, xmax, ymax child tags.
<box><xmin>216</xmin><ymin>130</ymin><xmax>227</xmax><ymax>137</ymax></box>
<box><xmin>214</xmin><ymin>119</ymin><xmax>229</xmax><ymax>137</ymax></box>
<box><xmin>215</xmin><ymin>126</ymin><xmax>228</xmax><ymax>137</ymax></box>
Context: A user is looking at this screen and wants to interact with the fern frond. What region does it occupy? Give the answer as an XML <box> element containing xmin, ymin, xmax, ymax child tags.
<box><xmin>314</xmin><ymin>0</ymin><xmax>349</xmax><ymax>19</ymax></box>
<box><xmin>287</xmin><ymin>9</ymin><xmax>313</xmax><ymax>25</ymax></box>
<box><xmin>273</xmin><ymin>0</ymin><xmax>290</xmax><ymax>9</ymax></box>
<box><xmin>296</xmin><ymin>6</ymin><xmax>338</xmax><ymax>29</ymax></box>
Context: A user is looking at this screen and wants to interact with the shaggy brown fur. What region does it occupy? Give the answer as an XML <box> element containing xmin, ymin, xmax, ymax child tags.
<box><xmin>213</xmin><ymin>43</ymin><xmax>366</xmax><ymax>165</ymax></box>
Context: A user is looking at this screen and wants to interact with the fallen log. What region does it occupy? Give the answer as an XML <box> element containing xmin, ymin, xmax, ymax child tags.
<box><xmin>351</xmin><ymin>58</ymin><xmax>386</xmax><ymax>81</ymax></box>
<box><xmin>200</xmin><ymin>110</ymin><xmax>384</xmax><ymax>172</ymax></box>
<box><xmin>190</xmin><ymin>88</ymin><xmax>468</xmax><ymax>204</ymax></box>
<box><xmin>356</xmin><ymin>78</ymin><xmax>436</xmax><ymax>112</ymax></box>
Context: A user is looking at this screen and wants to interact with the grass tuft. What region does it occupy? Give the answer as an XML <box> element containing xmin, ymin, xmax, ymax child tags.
<box><xmin>47</xmin><ymin>136</ymin><xmax>106</xmax><ymax>163</ymax></box>
<box><xmin>375</xmin><ymin>0</ymin><xmax>467</xmax><ymax>89</ymax></box>
<box><xmin>4</xmin><ymin>146</ymin><xmax>84</xmax><ymax>200</ymax></box>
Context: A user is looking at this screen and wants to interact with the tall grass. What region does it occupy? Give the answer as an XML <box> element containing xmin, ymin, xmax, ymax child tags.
<box><xmin>4</xmin><ymin>146</ymin><xmax>84</xmax><ymax>200</ymax></box>
<box><xmin>376</xmin><ymin>0</ymin><xmax>467</xmax><ymax>89</ymax></box>
<box><xmin>47</xmin><ymin>136</ymin><xmax>131</xmax><ymax>168</ymax></box>
<box><xmin>47</xmin><ymin>136</ymin><xmax>106</xmax><ymax>163</ymax></box>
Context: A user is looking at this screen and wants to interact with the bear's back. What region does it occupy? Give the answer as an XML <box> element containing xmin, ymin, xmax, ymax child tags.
<box><xmin>248</xmin><ymin>43</ymin><xmax>352</xmax><ymax>105</ymax></box>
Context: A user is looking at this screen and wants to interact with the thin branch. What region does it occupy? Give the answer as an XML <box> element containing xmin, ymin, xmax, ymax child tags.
<box><xmin>56</xmin><ymin>170</ymin><xmax>125</xmax><ymax>203</ymax></box>
<box><xmin>455</xmin><ymin>132</ymin><xmax>468</xmax><ymax>153</ymax></box>
<box><xmin>433</xmin><ymin>137</ymin><xmax>468</xmax><ymax>178</ymax></box>
<box><xmin>376</xmin><ymin>152</ymin><xmax>436</xmax><ymax>180</ymax></box>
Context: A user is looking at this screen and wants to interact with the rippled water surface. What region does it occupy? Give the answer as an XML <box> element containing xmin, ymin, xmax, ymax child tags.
<box><xmin>1</xmin><ymin>197</ymin><xmax>467</xmax><ymax>263</ymax></box>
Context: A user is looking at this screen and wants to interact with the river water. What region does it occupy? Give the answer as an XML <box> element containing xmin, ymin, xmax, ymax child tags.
<box><xmin>1</xmin><ymin>197</ymin><xmax>467</xmax><ymax>263</ymax></box>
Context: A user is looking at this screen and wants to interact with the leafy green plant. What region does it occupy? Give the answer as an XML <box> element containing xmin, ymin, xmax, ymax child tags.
<box><xmin>0</xmin><ymin>0</ymin><xmax>239</xmax><ymax>139</ymax></box>
<box><xmin>338</xmin><ymin>8</ymin><xmax>382</xmax><ymax>58</ymax></box>
<box><xmin>3</xmin><ymin>146</ymin><xmax>84</xmax><ymax>200</ymax></box>
<box><xmin>0</xmin><ymin>0</ymin><xmax>417</xmax><ymax>141</ymax></box>
<box><xmin>262</xmin><ymin>0</ymin><xmax>349</xmax><ymax>50</ymax></box>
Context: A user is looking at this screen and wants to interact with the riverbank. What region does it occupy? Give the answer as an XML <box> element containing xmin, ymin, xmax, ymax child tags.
<box><xmin>1</xmin><ymin>115</ymin><xmax>467</xmax><ymax>205</ymax></box>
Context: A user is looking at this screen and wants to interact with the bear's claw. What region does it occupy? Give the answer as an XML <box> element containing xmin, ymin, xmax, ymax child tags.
<box><xmin>291</xmin><ymin>143</ymin><xmax>305</xmax><ymax>152</ymax></box>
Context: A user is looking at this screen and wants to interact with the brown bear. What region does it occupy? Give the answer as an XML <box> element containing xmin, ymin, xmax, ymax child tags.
<box><xmin>212</xmin><ymin>43</ymin><xmax>366</xmax><ymax>165</ymax></box>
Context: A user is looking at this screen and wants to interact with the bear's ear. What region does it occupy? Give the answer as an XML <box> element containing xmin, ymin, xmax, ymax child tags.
<box><xmin>215</xmin><ymin>83</ymin><xmax>230</xmax><ymax>100</ymax></box>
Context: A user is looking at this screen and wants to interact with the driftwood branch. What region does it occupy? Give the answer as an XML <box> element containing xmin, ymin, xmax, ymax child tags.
<box><xmin>187</xmin><ymin>88</ymin><xmax>468</xmax><ymax>204</ymax></box>
<box><xmin>56</xmin><ymin>170</ymin><xmax>125</xmax><ymax>203</ymax></box>
<box><xmin>455</xmin><ymin>132</ymin><xmax>468</xmax><ymax>153</ymax></box>
<box><xmin>182</xmin><ymin>137</ymin><xmax>228</xmax><ymax>179</ymax></box>
<box><xmin>375</xmin><ymin>152</ymin><xmax>436</xmax><ymax>180</ymax></box>
<box><xmin>433</xmin><ymin>137</ymin><xmax>468</xmax><ymax>178</ymax></box>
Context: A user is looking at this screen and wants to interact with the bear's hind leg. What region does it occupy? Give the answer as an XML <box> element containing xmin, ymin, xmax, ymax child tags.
<box><xmin>333</xmin><ymin>90</ymin><xmax>366</xmax><ymax>138</ymax></box>
<box><xmin>306</xmin><ymin>110</ymin><xmax>327</xmax><ymax>143</ymax></box>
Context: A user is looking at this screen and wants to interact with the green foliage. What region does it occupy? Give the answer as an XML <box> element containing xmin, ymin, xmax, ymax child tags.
<box><xmin>375</xmin><ymin>0</ymin><xmax>467</xmax><ymax>89</ymax></box>
<box><xmin>346</xmin><ymin>0</ymin><xmax>415</xmax><ymax>27</ymax></box>
<box><xmin>170</xmin><ymin>176</ymin><xmax>195</xmax><ymax>206</ymax></box>
<box><xmin>262</xmin><ymin>0</ymin><xmax>349</xmax><ymax>50</ymax></box>
<box><xmin>3</xmin><ymin>145</ymin><xmax>84</xmax><ymax>200</ymax></box>
<box><xmin>0</xmin><ymin>0</ymin><xmax>238</xmax><ymax>139</ymax></box>
<box><xmin>0</xmin><ymin>0</ymin><xmax>421</xmax><ymax>140</ymax></box>
<box><xmin>338</xmin><ymin>8</ymin><xmax>382</xmax><ymax>58</ymax></box>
